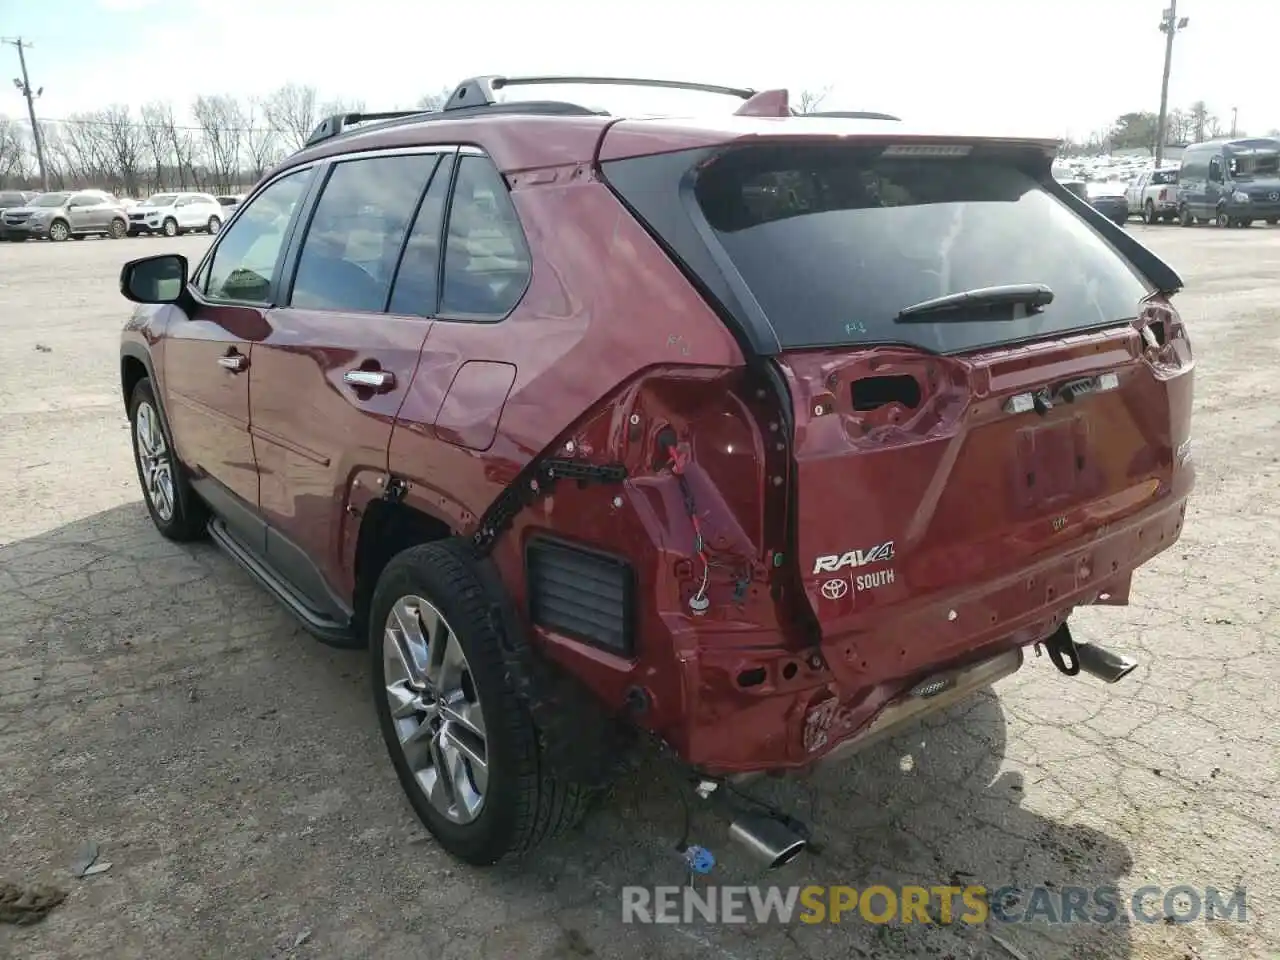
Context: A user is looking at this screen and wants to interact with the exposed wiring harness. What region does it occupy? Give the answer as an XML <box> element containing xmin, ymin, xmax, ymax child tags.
<box><xmin>666</xmin><ymin>442</ymin><xmax>710</xmax><ymax>612</ymax></box>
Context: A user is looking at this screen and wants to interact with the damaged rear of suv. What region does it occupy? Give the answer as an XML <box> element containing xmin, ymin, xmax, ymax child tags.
<box><xmin>117</xmin><ymin>76</ymin><xmax>1193</xmax><ymax>868</ymax></box>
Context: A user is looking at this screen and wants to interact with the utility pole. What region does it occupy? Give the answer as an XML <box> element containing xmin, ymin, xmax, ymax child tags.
<box><xmin>1155</xmin><ymin>2</ymin><xmax>1189</xmax><ymax>167</ymax></box>
<box><xmin>1231</xmin><ymin>107</ymin><xmax>1238</xmax><ymax>137</ymax></box>
<box><xmin>2</xmin><ymin>37</ymin><xmax>49</xmax><ymax>191</ymax></box>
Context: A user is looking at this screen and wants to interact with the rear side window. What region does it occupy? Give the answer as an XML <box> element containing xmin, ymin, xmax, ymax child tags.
<box><xmin>289</xmin><ymin>153</ymin><xmax>441</xmax><ymax>314</ymax></box>
<box><xmin>439</xmin><ymin>155</ymin><xmax>531</xmax><ymax>320</ymax></box>
<box><xmin>693</xmin><ymin>145</ymin><xmax>1152</xmax><ymax>354</ymax></box>
<box><xmin>387</xmin><ymin>156</ymin><xmax>453</xmax><ymax>317</ymax></box>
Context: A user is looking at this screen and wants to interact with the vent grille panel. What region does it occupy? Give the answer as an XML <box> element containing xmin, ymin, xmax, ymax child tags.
<box><xmin>526</xmin><ymin>538</ymin><xmax>635</xmax><ymax>655</ymax></box>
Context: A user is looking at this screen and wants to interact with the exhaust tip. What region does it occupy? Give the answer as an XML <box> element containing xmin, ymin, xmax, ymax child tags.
<box><xmin>728</xmin><ymin>814</ymin><xmax>807</xmax><ymax>869</ymax></box>
<box><xmin>1075</xmin><ymin>641</ymin><xmax>1140</xmax><ymax>684</ymax></box>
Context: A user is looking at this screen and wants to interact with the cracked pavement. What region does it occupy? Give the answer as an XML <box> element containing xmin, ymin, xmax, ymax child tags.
<box><xmin>1</xmin><ymin>227</ymin><xmax>1277</xmax><ymax>960</ymax></box>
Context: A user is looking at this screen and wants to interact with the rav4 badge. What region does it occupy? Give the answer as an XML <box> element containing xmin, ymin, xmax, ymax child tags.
<box><xmin>812</xmin><ymin>541</ymin><xmax>895</xmax><ymax>575</ymax></box>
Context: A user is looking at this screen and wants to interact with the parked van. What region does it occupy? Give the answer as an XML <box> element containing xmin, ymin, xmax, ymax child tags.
<box><xmin>1175</xmin><ymin>137</ymin><xmax>1280</xmax><ymax>227</ymax></box>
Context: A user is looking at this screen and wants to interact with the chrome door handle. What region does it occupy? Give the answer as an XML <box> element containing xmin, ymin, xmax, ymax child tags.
<box><xmin>217</xmin><ymin>354</ymin><xmax>247</xmax><ymax>372</ymax></box>
<box><xmin>344</xmin><ymin>369</ymin><xmax>395</xmax><ymax>391</ymax></box>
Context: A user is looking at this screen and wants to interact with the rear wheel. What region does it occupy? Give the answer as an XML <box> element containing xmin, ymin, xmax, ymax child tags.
<box><xmin>1178</xmin><ymin>204</ymin><xmax>1195</xmax><ymax>227</ymax></box>
<box><xmin>108</xmin><ymin>217</ymin><xmax>127</xmax><ymax>239</ymax></box>
<box><xmin>370</xmin><ymin>539</ymin><xmax>593</xmax><ymax>865</ymax></box>
<box><xmin>207</xmin><ymin>215</ymin><xmax>221</xmax><ymax>234</ymax></box>
<box><xmin>1216</xmin><ymin>210</ymin><xmax>1231</xmax><ymax>228</ymax></box>
<box><xmin>1267</xmin><ymin>218</ymin><xmax>1279</xmax><ymax>226</ymax></box>
<box><xmin>1143</xmin><ymin>200</ymin><xmax>1157</xmax><ymax>225</ymax></box>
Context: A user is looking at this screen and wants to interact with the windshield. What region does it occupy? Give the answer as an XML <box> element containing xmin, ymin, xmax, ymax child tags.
<box><xmin>1227</xmin><ymin>152</ymin><xmax>1280</xmax><ymax>179</ymax></box>
<box><xmin>32</xmin><ymin>193</ymin><xmax>69</xmax><ymax>207</ymax></box>
<box><xmin>142</xmin><ymin>194</ymin><xmax>178</xmax><ymax>207</ymax></box>
<box><xmin>693</xmin><ymin>145</ymin><xmax>1152</xmax><ymax>354</ymax></box>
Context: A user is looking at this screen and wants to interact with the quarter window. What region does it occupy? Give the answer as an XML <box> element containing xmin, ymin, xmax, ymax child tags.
<box><xmin>439</xmin><ymin>154</ymin><xmax>531</xmax><ymax>319</ymax></box>
<box><xmin>289</xmin><ymin>153</ymin><xmax>441</xmax><ymax>314</ymax></box>
<box><xmin>204</xmin><ymin>168</ymin><xmax>312</xmax><ymax>304</ymax></box>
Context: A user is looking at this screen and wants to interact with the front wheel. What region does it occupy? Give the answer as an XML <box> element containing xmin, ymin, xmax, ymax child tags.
<box><xmin>207</xmin><ymin>216</ymin><xmax>221</xmax><ymax>234</ymax></box>
<box><xmin>370</xmin><ymin>539</ymin><xmax>593</xmax><ymax>865</ymax></box>
<box><xmin>48</xmin><ymin>219</ymin><xmax>70</xmax><ymax>242</ymax></box>
<box><xmin>1143</xmin><ymin>200</ymin><xmax>1157</xmax><ymax>225</ymax></box>
<box><xmin>128</xmin><ymin>378</ymin><xmax>207</xmax><ymax>541</ymax></box>
<box><xmin>162</xmin><ymin>217</ymin><xmax>178</xmax><ymax>238</ymax></box>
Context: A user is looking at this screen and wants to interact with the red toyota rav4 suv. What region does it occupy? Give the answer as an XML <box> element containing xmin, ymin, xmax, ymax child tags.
<box><xmin>118</xmin><ymin>76</ymin><xmax>1194</xmax><ymax>867</ymax></box>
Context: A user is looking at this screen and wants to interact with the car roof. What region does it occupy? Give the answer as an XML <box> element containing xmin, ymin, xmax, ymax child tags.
<box><xmin>275</xmin><ymin>74</ymin><xmax>1061</xmax><ymax>179</ymax></box>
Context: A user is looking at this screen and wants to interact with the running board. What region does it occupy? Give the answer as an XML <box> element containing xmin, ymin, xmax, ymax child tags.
<box><xmin>207</xmin><ymin>518</ymin><xmax>358</xmax><ymax>648</ymax></box>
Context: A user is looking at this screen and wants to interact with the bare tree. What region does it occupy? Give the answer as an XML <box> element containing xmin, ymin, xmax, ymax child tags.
<box><xmin>139</xmin><ymin>101</ymin><xmax>175</xmax><ymax>192</ymax></box>
<box><xmin>417</xmin><ymin>87</ymin><xmax>452</xmax><ymax>112</ymax></box>
<box><xmin>318</xmin><ymin>97</ymin><xmax>366</xmax><ymax>118</ymax></box>
<box><xmin>0</xmin><ymin>117</ymin><xmax>31</xmax><ymax>186</ymax></box>
<box><xmin>263</xmin><ymin>83</ymin><xmax>318</xmax><ymax>151</ymax></box>
<box><xmin>243</xmin><ymin>97</ymin><xmax>281</xmax><ymax>182</ymax></box>
<box><xmin>1188</xmin><ymin>101</ymin><xmax>1209</xmax><ymax>143</ymax></box>
<box><xmin>100</xmin><ymin>105</ymin><xmax>145</xmax><ymax>197</ymax></box>
<box><xmin>795</xmin><ymin>86</ymin><xmax>832</xmax><ymax>114</ymax></box>
<box><xmin>193</xmin><ymin>95</ymin><xmax>246</xmax><ymax>193</ymax></box>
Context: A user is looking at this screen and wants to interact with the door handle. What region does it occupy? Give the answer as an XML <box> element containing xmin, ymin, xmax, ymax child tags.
<box><xmin>217</xmin><ymin>353</ymin><xmax>247</xmax><ymax>372</ymax></box>
<box><xmin>344</xmin><ymin>369</ymin><xmax>396</xmax><ymax>392</ymax></box>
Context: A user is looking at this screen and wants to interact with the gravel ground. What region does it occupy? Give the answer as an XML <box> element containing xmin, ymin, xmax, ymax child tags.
<box><xmin>0</xmin><ymin>226</ymin><xmax>1277</xmax><ymax>960</ymax></box>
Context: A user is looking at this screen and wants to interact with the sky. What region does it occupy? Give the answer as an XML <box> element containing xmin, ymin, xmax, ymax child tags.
<box><xmin>2</xmin><ymin>0</ymin><xmax>1278</xmax><ymax>141</ymax></box>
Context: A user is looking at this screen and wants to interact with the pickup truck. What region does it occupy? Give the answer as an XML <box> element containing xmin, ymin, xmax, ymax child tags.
<box><xmin>1126</xmin><ymin>168</ymin><xmax>1181</xmax><ymax>224</ymax></box>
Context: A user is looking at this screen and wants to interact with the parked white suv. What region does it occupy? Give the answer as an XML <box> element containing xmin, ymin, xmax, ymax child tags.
<box><xmin>127</xmin><ymin>192</ymin><xmax>224</xmax><ymax>237</ymax></box>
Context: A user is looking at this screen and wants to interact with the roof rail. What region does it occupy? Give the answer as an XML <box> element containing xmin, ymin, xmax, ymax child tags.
<box><xmin>442</xmin><ymin>74</ymin><xmax>756</xmax><ymax>111</ymax></box>
<box><xmin>304</xmin><ymin>110</ymin><xmax>426</xmax><ymax>147</ymax></box>
<box><xmin>801</xmin><ymin>110</ymin><xmax>902</xmax><ymax>121</ymax></box>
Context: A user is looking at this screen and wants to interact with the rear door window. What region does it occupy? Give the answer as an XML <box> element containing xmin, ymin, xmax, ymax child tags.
<box><xmin>693</xmin><ymin>144</ymin><xmax>1153</xmax><ymax>354</ymax></box>
<box><xmin>289</xmin><ymin>153</ymin><xmax>441</xmax><ymax>314</ymax></box>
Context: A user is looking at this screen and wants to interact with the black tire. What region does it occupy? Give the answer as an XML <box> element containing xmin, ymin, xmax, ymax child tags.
<box><xmin>1178</xmin><ymin>204</ymin><xmax>1194</xmax><ymax>227</ymax></box>
<box><xmin>369</xmin><ymin>539</ymin><xmax>593</xmax><ymax>865</ymax></box>
<box><xmin>127</xmin><ymin>378</ymin><xmax>207</xmax><ymax>541</ymax></box>
<box><xmin>207</xmin><ymin>215</ymin><xmax>221</xmax><ymax>235</ymax></box>
<box><xmin>1267</xmin><ymin>218</ymin><xmax>1279</xmax><ymax>226</ymax></box>
<box><xmin>1216</xmin><ymin>210</ymin><xmax>1231</xmax><ymax>228</ymax></box>
<box><xmin>108</xmin><ymin>217</ymin><xmax>127</xmax><ymax>239</ymax></box>
<box><xmin>48</xmin><ymin>219</ymin><xmax>70</xmax><ymax>241</ymax></box>
<box><xmin>162</xmin><ymin>217</ymin><xmax>178</xmax><ymax>238</ymax></box>
<box><xmin>1143</xmin><ymin>200</ymin><xmax>1157</xmax><ymax>225</ymax></box>
<box><xmin>1241</xmin><ymin>219</ymin><xmax>1254</xmax><ymax>228</ymax></box>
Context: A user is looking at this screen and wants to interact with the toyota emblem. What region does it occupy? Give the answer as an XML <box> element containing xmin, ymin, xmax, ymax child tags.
<box><xmin>821</xmin><ymin>578</ymin><xmax>848</xmax><ymax>600</ymax></box>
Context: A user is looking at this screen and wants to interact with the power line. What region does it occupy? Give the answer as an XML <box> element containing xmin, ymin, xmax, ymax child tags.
<box><xmin>2</xmin><ymin>36</ymin><xmax>49</xmax><ymax>190</ymax></box>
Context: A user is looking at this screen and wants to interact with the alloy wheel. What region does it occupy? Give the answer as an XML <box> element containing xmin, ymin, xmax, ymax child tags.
<box><xmin>134</xmin><ymin>401</ymin><xmax>175</xmax><ymax>522</ymax></box>
<box><xmin>49</xmin><ymin>221</ymin><xmax>69</xmax><ymax>242</ymax></box>
<box><xmin>382</xmin><ymin>595</ymin><xmax>488</xmax><ymax>824</ymax></box>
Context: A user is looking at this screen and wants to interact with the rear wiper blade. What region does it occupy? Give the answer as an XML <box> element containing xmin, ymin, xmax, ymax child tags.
<box><xmin>894</xmin><ymin>283</ymin><xmax>1055</xmax><ymax>323</ymax></box>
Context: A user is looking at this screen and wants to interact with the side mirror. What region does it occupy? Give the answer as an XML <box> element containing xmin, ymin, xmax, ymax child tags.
<box><xmin>120</xmin><ymin>253</ymin><xmax>188</xmax><ymax>304</ymax></box>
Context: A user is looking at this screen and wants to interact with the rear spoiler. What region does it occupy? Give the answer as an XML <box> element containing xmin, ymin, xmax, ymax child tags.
<box><xmin>1044</xmin><ymin>177</ymin><xmax>1184</xmax><ymax>295</ymax></box>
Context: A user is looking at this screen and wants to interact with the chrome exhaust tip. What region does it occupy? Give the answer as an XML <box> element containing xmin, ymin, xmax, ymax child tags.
<box><xmin>728</xmin><ymin>813</ymin><xmax>807</xmax><ymax>869</ymax></box>
<box><xmin>1074</xmin><ymin>641</ymin><xmax>1139</xmax><ymax>684</ymax></box>
<box><xmin>1044</xmin><ymin>624</ymin><xmax>1139</xmax><ymax>684</ymax></box>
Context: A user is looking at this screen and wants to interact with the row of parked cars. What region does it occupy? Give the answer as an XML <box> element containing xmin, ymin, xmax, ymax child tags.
<box><xmin>1059</xmin><ymin>136</ymin><xmax>1280</xmax><ymax>229</ymax></box>
<box><xmin>0</xmin><ymin>189</ymin><xmax>245</xmax><ymax>242</ymax></box>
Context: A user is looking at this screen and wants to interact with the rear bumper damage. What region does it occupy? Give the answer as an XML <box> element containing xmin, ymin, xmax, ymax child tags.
<box><xmin>681</xmin><ymin>491</ymin><xmax>1188</xmax><ymax>777</ymax></box>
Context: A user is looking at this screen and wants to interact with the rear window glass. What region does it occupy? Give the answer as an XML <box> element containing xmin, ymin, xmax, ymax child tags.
<box><xmin>1151</xmin><ymin>169</ymin><xmax>1178</xmax><ymax>184</ymax></box>
<box><xmin>694</xmin><ymin>145</ymin><xmax>1152</xmax><ymax>354</ymax></box>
